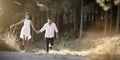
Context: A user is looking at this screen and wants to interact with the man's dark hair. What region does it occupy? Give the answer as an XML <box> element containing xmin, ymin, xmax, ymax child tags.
<box><xmin>48</xmin><ymin>17</ymin><xmax>53</xmax><ymax>20</ymax></box>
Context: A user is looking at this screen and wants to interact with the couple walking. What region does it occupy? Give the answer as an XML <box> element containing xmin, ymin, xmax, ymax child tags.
<box><xmin>10</xmin><ymin>12</ymin><xmax>59</xmax><ymax>53</ymax></box>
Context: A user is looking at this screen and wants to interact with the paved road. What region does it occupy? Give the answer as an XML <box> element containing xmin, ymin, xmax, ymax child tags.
<box><xmin>0</xmin><ymin>52</ymin><xmax>88</xmax><ymax>60</ymax></box>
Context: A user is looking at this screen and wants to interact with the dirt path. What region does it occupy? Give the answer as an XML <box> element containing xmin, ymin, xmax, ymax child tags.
<box><xmin>0</xmin><ymin>52</ymin><xmax>89</xmax><ymax>60</ymax></box>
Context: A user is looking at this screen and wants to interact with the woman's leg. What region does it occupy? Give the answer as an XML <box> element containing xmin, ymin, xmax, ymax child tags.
<box><xmin>23</xmin><ymin>35</ymin><xmax>25</xmax><ymax>45</ymax></box>
<box><xmin>21</xmin><ymin>35</ymin><xmax>26</xmax><ymax>51</ymax></box>
<box><xmin>24</xmin><ymin>36</ymin><xmax>28</xmax><ymax>51</ymax></box>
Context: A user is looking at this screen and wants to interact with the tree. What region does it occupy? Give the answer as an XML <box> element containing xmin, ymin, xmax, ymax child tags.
<box><xmin>79</xmin><ymin>0</ymin><xmax>83</xmax><ymax>38</ymax></box>
<box><xmin>115</xmin><ymin>0</ymin><xmax>120</xmax><ymax>33</ymax></box>
<box><xmin>96</xmin><ymin>0</ymin><xmax>120</xmax><ymax>35</ymax></box>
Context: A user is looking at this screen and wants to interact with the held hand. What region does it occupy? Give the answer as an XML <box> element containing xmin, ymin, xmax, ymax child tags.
<box><xmin>36</xmin><ymin>31</ymin><xmax>41</xmax><ymax>34</ymax></box>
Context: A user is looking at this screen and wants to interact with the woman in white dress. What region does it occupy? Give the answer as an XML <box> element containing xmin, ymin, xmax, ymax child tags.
<box><xmin>10</xmin><ymin>12</ymin><xmax>37</xmax><ymax>50</ymax></box>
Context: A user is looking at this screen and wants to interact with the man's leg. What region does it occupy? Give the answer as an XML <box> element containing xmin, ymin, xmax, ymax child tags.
<box><xmin>45</xmin><ymin>38</ymin><xmax>49</xmax><ymax>53</ymax></box>
<box><xmin>49</xmin><ymin>38</ymin><xmax>54</xmax><ymax>50</ymax></box>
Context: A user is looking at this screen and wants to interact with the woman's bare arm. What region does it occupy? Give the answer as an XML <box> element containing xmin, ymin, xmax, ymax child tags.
<box><xmin>30</xmin><ymin>21</ymin><xmax>37</xmax><ymax>33</ymax></box>
<box><xmin>10</xmin><ymin>19</ymin><xmax>24</xmax><ymax>28</ymax></box>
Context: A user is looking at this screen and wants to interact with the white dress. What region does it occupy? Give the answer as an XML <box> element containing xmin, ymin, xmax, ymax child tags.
<box><xmin>20</xmin><ymin>19</ymin><xmax>31</xmax><ymax>40</ymax></box>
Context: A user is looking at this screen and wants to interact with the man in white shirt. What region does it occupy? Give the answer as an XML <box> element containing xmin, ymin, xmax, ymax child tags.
<box><xmin>37</xmin><ymin>17</ymin><xmax>58</xmax><ymax>53</ymax></box>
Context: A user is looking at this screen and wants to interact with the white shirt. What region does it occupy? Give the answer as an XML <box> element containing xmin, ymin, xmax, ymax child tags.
<box><xmin>40</xmin><ymin>23</ymin><xmax>58</xmax><ymax>38</ymax></box>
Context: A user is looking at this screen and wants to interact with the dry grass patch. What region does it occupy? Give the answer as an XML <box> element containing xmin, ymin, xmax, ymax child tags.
<box><xmin>0</xmin><ymin>31</ymin><xmax>20</xmax><ymax>51</ymax></box>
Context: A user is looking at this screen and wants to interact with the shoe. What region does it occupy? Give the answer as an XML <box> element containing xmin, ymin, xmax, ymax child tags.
<box><xmin>21</xmin><ymin>50</ymin><xmax>25</xmax><ymax>53</ymax></box>
<box><xmin>49</xmin><ymin>44</ymin><xmax>51</xmax><ymax>47</ymax></box>
<box><xmin>49</xmin><ymin>44</ymin><xmax>52</xmax><ymax>50</ymax></box>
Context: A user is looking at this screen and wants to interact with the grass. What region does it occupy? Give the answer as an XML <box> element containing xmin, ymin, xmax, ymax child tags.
<box><xmin>0</xmin><ymin>30</ymin><xmax>20</xmax><ymax>51</ymax></box>
<box><xmin>33</xmin><ymin>31</ymin><xmax>89</xmax><ymax>56</ymax></box>
<box><xmin>0</xmin><ymin>28</ymin><xmax>120</xmax><ymax>60</ymax></box>
<box><xmin>88</xmin><ymin>35</ymin><xmax>120</xmax><ymax>60</ymax></box>
<box><xmin>35</xmin><ymin>49</ymin><xmax>88</xmax><ymax>56</ymax></box>
<box><xmin>33</xmin><ymin>31</ymin><xmax>120</xmax><ymax>60</ymax></box>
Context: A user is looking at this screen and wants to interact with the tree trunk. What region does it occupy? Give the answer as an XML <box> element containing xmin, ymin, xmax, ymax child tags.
<box><xmin>104</xmin><ymin>11</ymin><xmax>108</xmax><ymax>35</ymax></box>
<box><xmin>74</xmin><ymin>7</ymin><xmax>80</xmax><ymax>33</ymax></box>
<box><xmin>56</xmin><ymin>12</ymin><xmax>59</xmax><ymax>30</ymax></box>
<box><xmin>115</xmin><ymin>4</ymin><xmax>120</xmax><ymax>34</ymax></box>
<box><xmin>79</xmin><ymin>0</ymin><xmax>83</xmax><ymax>38</ymax></box>
<box><xmin>73</xmin><ymin>9</ymin><xmax>77</xmax><ymax>32</ymax></box>
<box><xmin>67</xmin><ymin>13</ymin><xmax>70</xmax><ymax>24</ymax></box>
<box><xmin>58</xmin><ymin>11</ymin><xmax>64</xmax><ymax>32</ymax></box>
<box><xmin>109</xmin><ymin>9</ymin><xmax>112</xmax><ymax>34</ymax></box>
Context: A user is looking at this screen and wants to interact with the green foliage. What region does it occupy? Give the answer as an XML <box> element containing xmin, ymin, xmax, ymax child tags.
<box><xmin>96</xmin><ymin>0</ymin><xmax>120</xmax><ymax>11</ymax></box>
<box><xmin>83</xmin><ymin>2</ymin><xmax>96</xmax><ymax>14</ymax></box>
<box><xmin>35</xmin><ymin>0</ymin><xmax>80</xmax><ymax>13</ymax></box>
